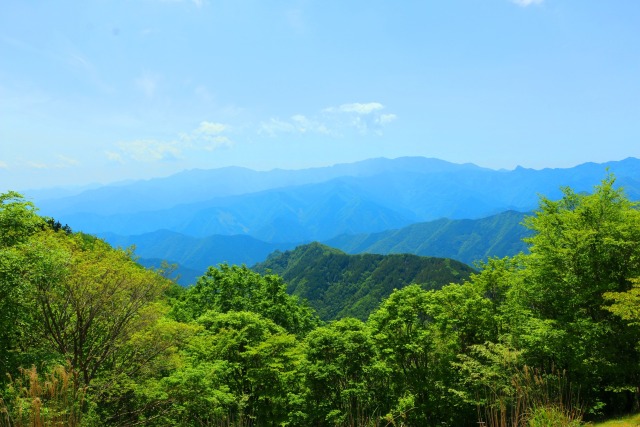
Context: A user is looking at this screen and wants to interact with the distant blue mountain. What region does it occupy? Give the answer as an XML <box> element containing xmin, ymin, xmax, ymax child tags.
<box><xmin>31</xmin><ymin>156</ymin><xmax>640</xmax><ymax>245</ymax></box>
<box><xmin>99</xmin><ymin>230</ymin><xmax>296</xmax><ymax>286</ymax></box>
<box><xmin>33</xmin><ymin>157</ymin><xmax>481</xmax><ymax>216</ymax></box>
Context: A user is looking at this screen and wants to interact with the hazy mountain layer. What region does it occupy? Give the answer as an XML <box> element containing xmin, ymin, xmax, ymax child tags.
<box><xmin>100</xmin><ymin>230</ymin><xmax>296</xmax><ymax>285</ymax></box>
<box><xmin>32</xmin><ymin>157</ymin><xmax>640</xmax><ymax>243</ymax></box>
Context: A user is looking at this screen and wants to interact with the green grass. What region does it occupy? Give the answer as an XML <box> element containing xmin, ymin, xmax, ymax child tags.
<box><xmin>588</xmin><ymin>413</ymin><xmax>640</xmax><ymax>427</ymax></box>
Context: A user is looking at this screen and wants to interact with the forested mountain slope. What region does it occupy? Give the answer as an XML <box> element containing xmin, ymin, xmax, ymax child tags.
<box><xmin>253</xmin><ymin>242</ymin><xmax>474</xmax><ymax>320</ymax></box>
<box><xmin>325</xmin><ymin>210</ymin><xmax>530</xmax><ymax>265</ymax></box>
<box><xmin>99</xmin><ymin>210</ymin><xmax>528</xmax><ymax>286</ymax></box>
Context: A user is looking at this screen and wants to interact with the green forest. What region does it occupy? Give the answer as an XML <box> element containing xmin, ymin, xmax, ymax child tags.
<box><xmin>253</xmin><ymin>242</ymin><xmax>474</xmax><ymax>320</ymax></box>
<box><xmin>2</xmin><ymin>174</ymin><xmax>640</xmax><ymax>426</ymax></box>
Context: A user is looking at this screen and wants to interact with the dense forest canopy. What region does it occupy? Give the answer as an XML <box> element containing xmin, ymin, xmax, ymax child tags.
<box><xmin>1</xmin><ymin>174</ymin><xmax>640</xmax><ymax>426</ymax></box>
<box><xmin>253</xmin><ymin>242</ymin><xmax>474</xmax><ymax>321</ymax></box>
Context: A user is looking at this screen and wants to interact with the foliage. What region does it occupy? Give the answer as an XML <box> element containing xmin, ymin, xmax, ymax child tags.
<box><xmin>175</xmin><ymin>264</ymin><xmax>319</xmax><ymax>335</ymax></box>
<box><xmin>512</xmin><ymin>175</ymin><xmax>640</xmax><ymax>414</ymax></box>
<box><xmin>0</xmin><ymin>193</ymin><xmax>47</xmax><ymax>377</ymax></box>
<box><xmin>326</xmin><ymin>210</ymin><xmax>531</xmax><ymax>266</ymax></box>
<box><xmin>2</xmin><ymin>174</ymin><xmax>640</xmax><ymax>426</ymax></box>
<box><xmin>302</xmin><ymin>317</ymin><xmax>386</xmax><ymax>426</ymax></box>
<box><xmin>254</xmin><ymin>242</ymin><xmax>475</xmax><ymax>320</ymax></box>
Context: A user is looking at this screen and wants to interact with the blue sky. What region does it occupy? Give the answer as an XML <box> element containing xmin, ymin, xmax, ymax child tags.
<box><xmin>1</xmin><ymin>0</ymin><xmax>639</xmax><ymax>191</ymax></box>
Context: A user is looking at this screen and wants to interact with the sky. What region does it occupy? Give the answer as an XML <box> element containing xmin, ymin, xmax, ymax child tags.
<box><xmin>1</xmin><ymin>0</ymin><xmax>640</xmax><ymax>191</ymax></box>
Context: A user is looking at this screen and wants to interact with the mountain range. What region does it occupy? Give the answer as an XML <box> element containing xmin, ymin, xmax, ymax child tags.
<box><xmin>24</xmin><ymin>156</ymin><xmax>640</xmax><ymax>284</ymax></box>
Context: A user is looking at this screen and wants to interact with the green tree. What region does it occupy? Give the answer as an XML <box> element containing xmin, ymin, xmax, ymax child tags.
<box><xmin>159</xmin><ymin>310</ymin><xmax>304</xmax><ymax>426</ymax></box>
<box><xmin>508</xmin><ymin>175</ymin><xmax>640</xmax><ymax>415</ymax></box>
<box><xmin>604</xmin><ymin>278</ymin><xmax>640</xmax><ymax>325</ymax></box>
<box><xmin>24</xmin><ymin>231</ymin><xmax>170</xmax><ymax>387</ymax></box>
<box><xmin>177</xmin><ymin>264</ymin><xmax>319</xmax><ymax>335</ymax></box>
<box><xmin>0</xmin><ymin>192</ymin><xmax>47</xmax><ymax>378</ymax></box>
<box><xmin>368</xmin><ymin>285</ymin><xmax>465</xmax><ymax>425</ymax></box>
<box><xmin>303</xmin><ymin>317</ymin><xmax>386</xmax><ymax>426</ymax></box>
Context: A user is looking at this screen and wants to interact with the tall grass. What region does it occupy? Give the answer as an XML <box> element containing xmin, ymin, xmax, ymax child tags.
<box><xmin>479</xmin><ymin>365</ymin><xmax>584</xmax><ymax>427</ymax></box>
<box><xmin>0</xmin><ymin>365</ymin><xmax>85</xmax><ymax>427</ymax></box>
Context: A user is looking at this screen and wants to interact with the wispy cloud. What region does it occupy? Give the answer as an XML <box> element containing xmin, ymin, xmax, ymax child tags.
<box><xmin>185</xmin><ymin>121</ymin><xmax>233</xmax><ymax>151</ymax></box>
<box><xmin>56</xmin><ymin>155</ymin><xmax>79</xmax><ymax>167</ymax></box>
<box><xmin>156</xmin><ymin>0</ymin><xmax>205</xmax><ymax>8</ymax></box>
<box><xmin>0</xmin><ymin>161</ymin><xmax>8</xmax><ymax>170</ymax></box>
<box><xmin>28</xmin><ymin>162</ymin><xmax>49</xmax><ymax>170</ymax></box>
<box><xmin>115</xmin><ymin>139</ymin><xmax>181</xmax><ymax>162</ymax></box>
<box><xmin>323</xmin><ymin>101</ymin><xmax>397</xmax><ymax>135</ymax></box>
<box><xmin>105</xmin><ymin>151</ymin><xmax>123</xmax><ymax>163</ymax></box>
<box><xmin>511</xmin><ymin>0</ymin><xmax>543</xmax><ymax>6</ymax></box>
<box><xmin>259</xmin><ymin>114</ymin><xmax>330</xmax><ymax>137</ymax></box>
<box><xmin>107</xmin><ymin>121</ymin><xmax>232</xmax><ymax>163</ymax></box>
<box><xmin>25</xmin><ymin>155</ymin><xmax>80</xmax><ymax>169</ymax></box>
<box><xmin>377</xmin><ymin>113</ymin><xmax>397</xmax><ymax>125</ymax></box>
<box><xmin>324</xmin><ymin>102</ymin><xmax>384</xmax><ymax>115</ymax></box>
<box><xmin>261</xmin><ymin>102</ymin><xmax>396</xmax><ymax>137</ymax></box>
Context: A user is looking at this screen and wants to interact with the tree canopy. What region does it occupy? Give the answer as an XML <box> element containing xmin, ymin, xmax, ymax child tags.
<box><xmin>2</xmin><ymin>175</ymin><xmax>640</xmax><ymax>426</ymax></box>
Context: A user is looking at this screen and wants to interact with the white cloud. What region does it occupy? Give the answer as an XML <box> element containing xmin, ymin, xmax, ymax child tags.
<box><xmin>196</xmin><ymin>121</ymin><xmax>226</xmax><ymax>135</ymax></box>
<box><xmin>108</xmin><ymin>121</ymin><xmax>232</xmax><ymax>163</ymax></box>
<box><xmin>56</xmin><ymin>155</ymin><xmax>79</xmax><ymax>167</ymax></box>
<box><xmin>156</xmin><ymin>0</ymin><xmax>205</xmax><ymax>7</ymax></box>
<box><xmin>291</xmin><ymin>115</ymin><xmax>330</xmax><ymax>134</ymax></box>
<box><xmin>0</xmin><ymin>161</ymin><xmax>8</xmax><ymax>169</ymax></box>
<box><xmin>183</xmin><ymin>121</ymin><xmax>233</xmax><ymax>151</ymax></box>
<box><xmin>325</xmin><ymin>102</ymin><xmax>384</xmax><ymax>115</ymax></box>
<box><xmin>116</xmin><ymin>139</ymin><xmax>181</xmax><ymax>162</ymax></box>
<box><xmin>105</xmin><ymin>151</ymin><xmax>123</xmax><ymax>163</ymax></box>
<box><xmin>323</xmin><ymin>102</ymin><xmax>396</xmax><ymax>135</ymax></box>
<box><xmin>511</xmin><ymin>0</ymin><xmax>543</xmax><ymax>6</ymax></box>
<box><xmin>28</xmin><ymin>162</ymin><xmax>49</xmax><ymax>169</ymax></box>
<box><xmin>377</xmin><ymin>114</ymin><xmax>397</xmax><ymax>125</ymax></box>
<box><xmin>259</xmin><ymin>115</ymin><xmax>330</xmax><ymax>137</ymax></box>
<box><xmin>259</xmin><ymin>118</ymin><xmax>297</xmax><ymax>136</ymax></box>
<box><xmin>261</xmin><ymin>102</ymin><xmax>396</xmax><ymax>137</ymax></box>
<box><xmin>201</xmin><ymin>136</ymin><xmax>231</xmax><ymax>151</ymax></box>
<box><xmin>25</xmin><ymin>155</ymin><xmax>80</xmax><ymax>170</ymax></box>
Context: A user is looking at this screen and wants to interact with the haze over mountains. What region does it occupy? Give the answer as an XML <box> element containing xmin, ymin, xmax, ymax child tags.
<box><xmin>25</xmin><ymin>156</ymin><xmax>640</xmax><ymax>284</ymax></box>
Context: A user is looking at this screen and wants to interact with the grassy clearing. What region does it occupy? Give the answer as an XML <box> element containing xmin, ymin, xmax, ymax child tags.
<box><xmin>588</xmin><ymin>413</ymin><xmax>640</xmax><ymax>427</ymax></box>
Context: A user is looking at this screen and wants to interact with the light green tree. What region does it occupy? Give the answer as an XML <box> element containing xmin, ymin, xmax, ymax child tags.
<box><xmin>303</xmin><ymin>317</ymin><xmax>385</xmax><ymax>426</ymax></box>
<box><xmin>507</xmin><ymin>174</ymin><xmax>640</xmax><ymax>414</ymax></box>
<box><xmin>176</xmin><ymin>264</ymin><xmax>319</xmax><ymax>335</ymax></box>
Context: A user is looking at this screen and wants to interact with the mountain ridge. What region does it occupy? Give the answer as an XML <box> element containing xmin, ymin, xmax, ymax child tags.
<box><xmin>31</xmin><ymin>157</ymin><xmax>640</xmax><ymax>243</ymax></box>
<box><xmin>253</xmin><ymin>242</ymin><xmax>475</xmax><ymax>320</ymax></box>
<box><xmin>325</xmin><ymin>209</ymin><xmax>530</xmax><ymax>266</ymax></box>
